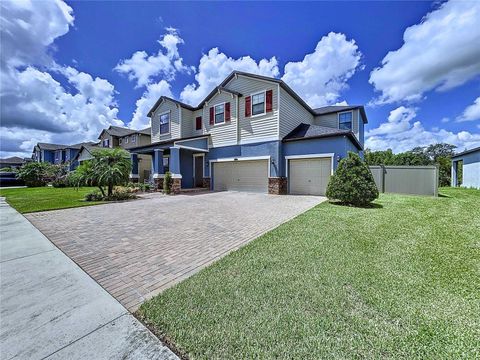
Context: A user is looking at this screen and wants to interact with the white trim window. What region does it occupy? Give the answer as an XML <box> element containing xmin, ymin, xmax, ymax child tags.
<box><xmin>159</xmin><ymin>112</ymin><xmax>170</xmax><ymax>135</ymax></box>
<box><xmin>125</xmin><ymin>136</ymin><xmax>129</xmax><ymax>144</ymax></box>
<box><xmin>251</xmin><ymin>91</ymin><xmax>265</xmax><ymax>116</ymax></box>
<box><xmin>338</xmin><ymin>111</ymin><xmax>353</xmax><ymax>131</ymax></box>
<box><xmin>214</xmin><ymin>103</ymin><xmax>225</xmax><ymax>124</ymax></box>
<box><xmin>131</xmin><ymin>134</ymin><xmax>137</xmax><ymax>144</ymax></box>
<box><xmin>102</xmin><ymin>139</ymin><xmax>109</xmax><ymax>147</ymax></box>
<box><xmin>119</xmin><ymin>138</ymin><xmax>123</xmax><ymax>145</ymax></box>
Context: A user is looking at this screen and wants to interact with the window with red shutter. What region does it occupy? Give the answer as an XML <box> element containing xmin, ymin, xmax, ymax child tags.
<box><xmin>225</xmin><ymin>102</ymin><xmax>231</xmax><ymax>121</ymax></box>
<box><xmin>209</xmin><ymin>107</ymin><xmax>214</xmax><ymax>125</ymax></box>
<box><xmin>195</xmin><ymin>116</ymin><xmax>202</xmax><ymax>130</ymax></box>
<box><xmin>245</xmin><ymin>96</ymin><xmax>251</xmax><ymax>117</ymax></box>
<box><xmin>266</xmin><ymin>90</ymin><xmax>273</xmax><ymax>112</ymax></box>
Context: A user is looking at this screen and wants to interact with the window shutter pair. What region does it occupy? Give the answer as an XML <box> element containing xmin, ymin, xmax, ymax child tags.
<box><xmin>245</xmin><ymin>90</ymin><xmax>273</xmax><ymax>117</ymax></box>
<box><xmin>209</xmin><ymin>103</ymin><xmax>231</xmax><ymax>124</ymax></box>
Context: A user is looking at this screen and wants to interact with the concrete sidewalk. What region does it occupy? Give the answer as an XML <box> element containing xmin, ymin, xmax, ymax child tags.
<box><xmin>0</xmin><ymin>198</ymin><xmax>178</xmax><ymax>360</ymax></box>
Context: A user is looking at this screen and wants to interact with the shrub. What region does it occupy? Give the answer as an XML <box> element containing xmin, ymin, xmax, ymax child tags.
<box><xmin>52</xmin><ymin>178</ymin><xmax>67</xmax><ymax>188</ymax></box>
<box><xmin>0</xmin><ymin>167</ymin><xmax>14</xmax><ymax>172</ymax></box>
<box><xmin>84</xmin><ymin>189</ymin><xmax>104</xmax><ymax>201</ymax></box>
<box><xmin>326</xmin><ymin>152</ymin><xmax>379</xmax><ymax>206</ymax></box>
<box><xmin>163</xmin><ymin>171</ymin><xmax>173</xmax><ymax>194</ymax></box>
<box><xmin>104</xmin><ymin>186</ymin><xmax>136</xmax><ymax>201</ymax></box>
<box><xmin>16</xmin><ymin>162</ymin><xmax>55</xmax><ymax>187</ymax></box>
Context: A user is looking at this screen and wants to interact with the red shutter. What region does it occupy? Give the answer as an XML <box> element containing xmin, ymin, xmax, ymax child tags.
<box><xmin>225</xmin><ymin>102</ymin><xmax>231</xmax><ymax>121</ymax></box>
<box><xmin>245</xmin><ymin>96</ymin><xmax>251</xmax><ymax>117</ymax></box>
<box><xmin>209</xmin><ymin>107</ymin><xmax>214</xmax><ymax>125</ymax></box>
<box><xmin>266</xmin><ymin>90</ymin><xmax>273</xmax><ymax>112</ymax></box>
<box><xmin>196</xmin><ymin>116</ymin><xmax>202</xmax><ymax>130</ymax></box>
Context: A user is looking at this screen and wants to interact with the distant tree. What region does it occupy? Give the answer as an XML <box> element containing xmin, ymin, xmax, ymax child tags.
<box><xmin>364</xmin><ymin>148</ymin><xmax>396</xmax><ymax>165</ymax></box>
<box><xmin>424</xmin><ymin>143</ymin><xmax>456</xmax><ymax>162</ymax></box>
<box><xmin>16</xmin><ymin>162</ymin><xmax>56</xmax><ymax>187</ymax></box>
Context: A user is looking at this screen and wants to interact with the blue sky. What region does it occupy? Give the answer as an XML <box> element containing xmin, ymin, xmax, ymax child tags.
<box><xmin>1</xmin><ymin>0</ymin><xmax>479</xmax><ymax>157</ymax></box>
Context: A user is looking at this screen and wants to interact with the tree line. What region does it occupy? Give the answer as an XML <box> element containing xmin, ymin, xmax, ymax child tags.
<box><xmin>364</xmin><ymin>143</ymin><xmax>457</xmax><ymax>187</ymax></box>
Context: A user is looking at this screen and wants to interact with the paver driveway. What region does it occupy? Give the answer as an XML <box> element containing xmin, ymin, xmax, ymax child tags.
<box><xmin>27</xmin><ymin>192</ymin><xmax>323</xmax><ymax>311</ymax></box>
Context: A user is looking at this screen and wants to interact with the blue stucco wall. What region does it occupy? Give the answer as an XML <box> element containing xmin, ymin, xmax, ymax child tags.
<box><xmin>283</xmin><ymin>136</ymin><xmax>360</xmax><ymax>173</ymax></box>
<box><xmin>180</xmin><ymin>149</ymin><xmax>194</xmax><ymax>188</ymax></box>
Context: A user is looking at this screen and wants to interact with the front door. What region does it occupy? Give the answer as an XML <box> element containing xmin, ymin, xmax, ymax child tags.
<box><xmin>194</xmin><ymin>155</ymin><xmax>204</xmax><ymax>187</ymax></box>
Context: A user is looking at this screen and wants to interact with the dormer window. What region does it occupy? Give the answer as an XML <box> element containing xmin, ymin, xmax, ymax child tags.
<box><xmin>214</xmin><ymin>104</ymin><xmax>225</xmax><ymax>124</ymax></box>
<box><xmin>339</xmin><ymin>111</ymin><xmax>353</xmax><ymax>130</ymax></box>
<box><xmin>160</xmin><ymin>112</ymin><xmax>170</xmax><ymax>135</ymax></box>
<box><xmin>252</xmin><ymin>92</ymin><xmax>265</xmax><ymax>116</ymax></box>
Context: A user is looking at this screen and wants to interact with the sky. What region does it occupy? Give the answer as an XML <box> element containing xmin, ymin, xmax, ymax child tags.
<box><xmin>1</xmin><ymin>0</ymin><xmax>480</xmax><ymax>158</ymax></box>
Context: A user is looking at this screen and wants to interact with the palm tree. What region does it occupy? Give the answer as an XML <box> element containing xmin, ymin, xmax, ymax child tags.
<box><xmin>90</xmin><ymin>148</ymin><xmax>131</xmax><ymax>197</ymax></box>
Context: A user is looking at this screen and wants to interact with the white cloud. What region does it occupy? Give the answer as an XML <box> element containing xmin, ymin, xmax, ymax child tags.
<box><xmin>129</xmin><ymin>80</ymin><xmax>173</xmax><ymax>129</ymax></box>
<box><xmin>441</xmin><ymin>117</ymin><xmax>450</xmax><ymax>123</ymax></box>
<box><xmin>365</xmin><ymin>106</ymin><xmax>480</xmax><ymax>153</ymax></box>
<box><xmin>0</xmin><ymin>0</ymin><xmax>122</xmax><ymax>157</ymax></box>
<box><xmin>180</xmin><ymin>48</ymin><xmax>279</xmax><ymax>105</ymax></box>
<box><xmin>369</xmin><ymin>1</ymin><xmax>480</xmax><ymax>104</ymax></box>
<box><xmin>282</xmin><ymin>32</ymin><xmax>362</xmax><ymax>108</ymax></box>
<box><xmin>456</xmin><ymin>96</ymin><xmax>480</xmax><ymax>122</ymax></box>
<box><xmin>115</xmin><ymin>28</ymin><xmax>193</xmax><ymax>88</ymax></box>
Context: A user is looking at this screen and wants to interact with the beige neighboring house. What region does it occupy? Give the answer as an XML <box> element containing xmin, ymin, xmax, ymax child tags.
<box><xmin>96</xmin><ymin>125</ymin><xmax>152</xmax><ymax>182</ymax></box>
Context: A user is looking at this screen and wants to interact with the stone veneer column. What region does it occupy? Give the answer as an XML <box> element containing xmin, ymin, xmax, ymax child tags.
<box><xmin>202</xmin><ymin>178</ymin><xmax>211</xmax><ymax>189</ymax></box>
<box><xmin>268</xmin><ymin>177</ymin><xmax>288</xmax><ymax>195</ymax></box>
<box><xmin>171</xmin><ymin>178</ymin><xmax>181</xmax><ymax>194</ymax></box>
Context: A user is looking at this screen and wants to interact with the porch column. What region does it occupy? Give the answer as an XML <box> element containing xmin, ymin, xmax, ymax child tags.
<box><xmin>153</xmin><ymin>149</ymin><xmax>164</xmax><ymax>177</ymax></box>
<box><xmin>451</xmin><ymin>160</ymin><xmax>458</xmax><ymax>187</ymax></box>
<box><xmin>130</xmin><ymin>153</ymin><xmax>139</xmax><ymax>182</ymax></box>
<box><xmin>169</xmin><ymin>146</ymin><xmax>182</xmax><ymax>194</ymax></box>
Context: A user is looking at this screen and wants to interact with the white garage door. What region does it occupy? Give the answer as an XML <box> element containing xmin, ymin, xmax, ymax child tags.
<box><xmin>213</xmin><ymin>160</ymin><xmax>268</xmax><ymax>193</ymax></box>
<box><xmin>289</xmin><ymin>157</ymin><xmax>332</xmax><ymax>196</ymax></box>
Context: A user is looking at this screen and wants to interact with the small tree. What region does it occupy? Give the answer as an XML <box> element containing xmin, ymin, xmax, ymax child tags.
<box><xmin>16</xmin><ymin>162</ymin><xmax>55</xmax><ymax>187</ymax></box>
<box><xmin>72</xmin><ymin>148</ymin><xmax>131</xmax><ymax>197</ymax></box>
<box><xmin>91</xmin><ymin>148</ymin><xmax>131</xmax><ymax>197</ymax></box>
<box><xmin>326</xmin><ymin>152</ymin><xmax>379</xmax><ymax>206</ymax></box>
<box><xmin>163</xmin><ymin>171</ymin><xmax>173</xmax><ymax>194</ymax></box>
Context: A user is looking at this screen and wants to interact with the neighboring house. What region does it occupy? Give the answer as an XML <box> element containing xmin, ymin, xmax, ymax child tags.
<box><xmin>32</xmin><ymin>142</ymin><xmax>98</xmax><ymax>170</ymax></box>
<box><xmin>0</xmin><ymin>156</ymin><xmax>26</xmax><ymax>169</ymax></box>
<box><xmin>73</xmin><ymin>143</ymin><xmax>101</xmax><ymax>164</ymax></box>
<box><xmin>97</xmin><ymin>125</ymin><xmax>152</xmax><ymax>182</ymax></box>
<box><xmin>129</xmin><ymin>71</ymin><xmax>367</xmax><ymax>195</ymax></box>
<box><xmin>451</xmin><ymin>146</ymin><xmax>480</xmax><ymax>189</ymax></box>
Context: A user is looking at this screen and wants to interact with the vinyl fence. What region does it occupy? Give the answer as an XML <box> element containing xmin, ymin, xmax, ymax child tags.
<box><xmin>369</xmin><ymin>165</ymin><xmax>439</xmax><ymax>196</ymax></box>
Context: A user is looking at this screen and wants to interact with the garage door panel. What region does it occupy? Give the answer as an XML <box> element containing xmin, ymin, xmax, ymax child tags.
<box><xmin>214</xmin><ymin>160</ymin><xmax>268</xmax><ymax>193</ymax></box>
<box><xmin>289</xmin><ymin>158</ymin><xmax>331</xmax><ymax>196</ymax></box>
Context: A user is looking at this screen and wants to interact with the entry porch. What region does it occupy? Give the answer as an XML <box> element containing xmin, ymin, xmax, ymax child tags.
<box><xmin>129</xmin><ymin>136</ymin><xmax>209</xmax><ymax>193</ymax></box>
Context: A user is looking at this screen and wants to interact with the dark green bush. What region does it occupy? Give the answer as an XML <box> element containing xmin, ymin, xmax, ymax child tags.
<box><xmin>326</xmin><ymin>152</ymin><xmax>379</xmax><ymax>206</ymax></box>
<box><xmin>163</xmin><ymin>171</ymin><xmax>173</xmax><ymax>194</ymax></box>
<box><xmin>104</xmin><ymin>187</ymin><xmax>136</xmax><ymax>201</ymax></box>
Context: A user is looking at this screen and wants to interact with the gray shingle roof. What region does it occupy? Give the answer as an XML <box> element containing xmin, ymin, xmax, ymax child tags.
<box><xmin>0</xmin><ymin>156</ymin><xmax>25</xmax><ymax>164</ymax></box>
<box><xmin>313</xmin><ymin>105</ymin><xmax>368</xmax><ymax>123</ymax></box>
<box><xmin>36</xmin><ymin>143</ymin><xmax>69</xmax><ymax>151</ymax></box>
<box><xmin>283</xmin><ymin>123</ymin><xmax>362</xmax><ymax>150</ymax></box>
<box><xmin>452</xmin><ymin>145</ymin><xmax>480</xmax><ymax>159</ymax></box>
<box><xmin>100</xmin><ymin>126</ymin><xmax>151</xmax><ymax>139</ymax></box>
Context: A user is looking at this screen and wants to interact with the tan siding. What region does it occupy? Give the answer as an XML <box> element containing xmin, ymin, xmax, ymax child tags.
<box><xmin>151</xmin><ymin>100</ymin><xmax>180</xmax><ymax>142</ymax></box>
<box><xmin>279</xmin><ymin>88</ymin><xmax>314</xmax><ymax>138</ymax></box>
<box><xmin>314</xmin><ymin>110</ymin><xmax>360</xmax><ymax>139</ymax></box>
<box><xmin>225</xmin><ymin>76</ymin><xmax>279</xmax><ymax>143</ymax></box>
<box><xmin>181</xmin><ymin>108</ymin><xmax>194</xmax><ymax>138</ymax></box>
<box><xmin>314</xmin><ymin>113</ymin><xmax>337</xmax><ymax>128</ymax></box>
<box><xmin>203</xmin><ymin>91</ymin><xmax>238</xmax><ymax>147</ymax></box>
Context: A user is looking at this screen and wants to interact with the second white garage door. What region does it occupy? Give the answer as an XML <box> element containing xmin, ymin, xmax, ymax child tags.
<box><xmin>289</xmin><ymin>157</ymin><xmax>332</xmax><ymax>196</ymax></box>
<box><xmin>213</xmin><ymin>160</ymin><xmax>268</xmax><ymax>193</ymax></box>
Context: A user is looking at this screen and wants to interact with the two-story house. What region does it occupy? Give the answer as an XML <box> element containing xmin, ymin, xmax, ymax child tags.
<box><xmin>129</xmin><ymin>71</ymin><xmax>367</xmax><ymax>195</ymax></box>
<box><xmin>33</xmin><ymin>142</ymin><xmax>97</xmax><ymax>170</ymax></box>
<box><xmin>74</xmin><ymin>125</ymin><xmax>152</xmax><ymax>182</ymax></box>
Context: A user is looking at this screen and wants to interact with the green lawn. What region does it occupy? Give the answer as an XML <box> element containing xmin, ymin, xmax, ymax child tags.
<box><xmin>139</xmin><ymin>187</ymin><xmax>480</xmax><ymax>359</ymax></box>
<box><xmin>0</xmin><ymin>187</ymin><xmax>102</xmax><ymax>213</ymax></box>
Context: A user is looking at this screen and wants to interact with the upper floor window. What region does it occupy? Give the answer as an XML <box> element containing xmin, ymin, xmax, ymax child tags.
<box><xmin>215</xmin><ymin>104</ymin><xmax>225</xmax><ymax>124</ymax></box>
<box><xmin>119</xmin><ymin>138</ymin><xmax>123</xmax><ymax>145</ymax></box>
<box><xmin>131</xmin><ymin>135</ymin><xmax>137</xmax><ymax>143</ymax></box>
<box><xmin>125</xmin><ymin>136</ymin><xmax>129</xmax><ymax>144</ymax></box>
<box><xmin>102</xmin><ymin>139</ymin><xmax>109</xmax><ymax>147</ymax></box>
<box><xmin>252</xmin><ymin>92</ymin><xmax>265</xmax><ymax>116</ymax></box>
<box><xmin>339</xmin><ymin>112</ymin><xmax>353</xmax><ymax>130</ymax></box>
<box><xmin>160</xmin><ymin>112</ymin><xmax>170</xmax><ymax>135</ymax></box>
<box><xmin>195</xmin><ymin>116</ymin><xmax>202</xmax><ymax>131</ymax></box>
